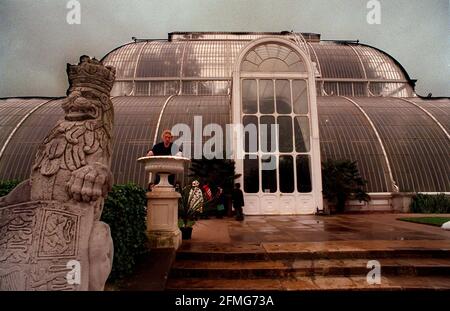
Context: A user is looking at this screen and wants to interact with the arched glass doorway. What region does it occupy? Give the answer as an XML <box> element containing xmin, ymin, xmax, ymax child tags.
<box><xmin>232</xmin><ymin>39</ymin><xmax>322</xmax><ymax>215</ymax></box>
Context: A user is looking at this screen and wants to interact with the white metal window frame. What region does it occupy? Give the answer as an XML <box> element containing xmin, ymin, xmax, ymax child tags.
<box><xmin>232</xmin><ymin>37</ymin><xmax>323</xmax><ymax>215</ymax></box>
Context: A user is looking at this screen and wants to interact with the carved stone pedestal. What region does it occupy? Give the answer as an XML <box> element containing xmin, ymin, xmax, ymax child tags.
<box><xmin>146</xmin><ymin>187</ymin><xmax>182</xmax><ymax>249</ymax></box>
<box><xmin>138</xmin><ymin>156</ymin><xmax>190</xmax><ymax>250</ymax></box>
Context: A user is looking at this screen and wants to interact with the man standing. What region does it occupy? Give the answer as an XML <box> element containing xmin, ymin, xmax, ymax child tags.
<box><xmin>147</xmin><ymin>129</ymin><xmax>182</xmax><ymax>156</ymax></box>
<box><xmin>146</xmin><ymin>129</ymin><xmax>182</xmax><ymax>185</ymax></box>
<box><xmin>232</xmin><ymin>183</ymin><xmax>245</xmax><ymax>221</ymax></box>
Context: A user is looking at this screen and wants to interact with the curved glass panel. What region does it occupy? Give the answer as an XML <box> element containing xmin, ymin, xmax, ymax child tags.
<box><xmin>410</xmin><ymin>98</ymin><xmax>450</xmax><ymax>134</ymax></box>
<box><xmin>0</xmin><ymin>99</ymin><xmax>64</xmax><ymax>181</ymax></box>
<box><xmin>353</xmin><ymin>45</ymin><xmax>406</xmax><ymax>80</ymax></box>
<box><xmin>136</xmin><ymin>41</ymin><xmax>183</xmax><ymax>78</ymax></box>
<box><xmin>110</xmin><ymin>96</ymin><xmax>168</xmax><ymax>186</ymax></box>
<box><xmin>0</xmin><ymin>98</ymin><xmax>50</xmax><ymax>154</ymax></box>
<box><xmin>354</xmin><ymin>97</ymin><xmax>450</xmax><ymax>192</ymax></box>
<box><xmin>102</xmin><ymin>42</ymin><xmax>146</xmax><ymax>78</ymax></box>
<box><xmin>104</xmin><ymin>41</ymin><xmax>248</xmax><ymax>80</ymax></box>
<box><xmin>317</xmin><ymin>96</ymin><xmax>391</xmax><ymax>192</ymax></box>
<box><xmin>241</xmin><ymin>43</ymin><xmax>305</xmax><ymax>72</ymax></box>
<box><xmin>308</xmin><ymin>42</ymin><xmax>364</xmax><ymax>79</ymax></box>
<box><xmin>182</xmin><ymin>41</ymin><xmax>230</xmax><ymax>78</ymax></box>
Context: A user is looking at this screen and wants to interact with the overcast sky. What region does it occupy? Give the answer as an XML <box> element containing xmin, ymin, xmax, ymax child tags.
<box><xmin>0</xmin><ymin>0</ymin><xmax>449</xmax><ymax>97</ymax></box>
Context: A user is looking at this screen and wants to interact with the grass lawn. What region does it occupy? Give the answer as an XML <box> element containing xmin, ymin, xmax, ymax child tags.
<box><xmin>397</xmin><ymin>217</ymin><xmax>450</xmax><ymax>227</ymax></box>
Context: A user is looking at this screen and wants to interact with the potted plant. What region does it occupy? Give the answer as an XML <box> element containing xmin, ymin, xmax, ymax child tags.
<box><xmin>178</xmin><ymin>180</ymin><xmax>204</xmax><ymax>239</ymax></box>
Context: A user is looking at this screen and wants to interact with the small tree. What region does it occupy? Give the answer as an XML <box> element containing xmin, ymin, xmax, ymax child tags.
<box><xmin>322</xmin><ymin>159</ymin><xmax>370</xmax><ymax>213</ymax></box>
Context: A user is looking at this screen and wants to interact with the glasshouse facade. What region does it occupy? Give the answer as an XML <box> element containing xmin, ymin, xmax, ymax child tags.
<box><xmin>0</xmin><ymin>32</ymin><xmax>449</xmax><ymax>215</ymax></box>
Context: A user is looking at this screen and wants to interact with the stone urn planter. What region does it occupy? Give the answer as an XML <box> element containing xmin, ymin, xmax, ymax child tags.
<box><xmin>137</xmin><ymin>155</ymin><xmax>190</xmax><ymax>190</ymax></box>
<box><xmin>137</xmin><ymin>156</ymin><xmax>190</xmax><ymax>249</ymax></box>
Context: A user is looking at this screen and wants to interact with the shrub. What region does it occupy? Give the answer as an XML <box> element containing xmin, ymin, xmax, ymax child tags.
<box><xmin>322</xmin><ymin>159</ymin><xmax>370</xmax><ymax>213</ymax></box>
<box><xmin>101</xmin><ymin>183</ymin><xmax>147</xmax><ymax>281</ymax></box>
<box><xmin>0</xmin><ymin>179</ymin><xmax>22</xmax><ymax>197</ymax></box>
<box><xmin>410</xmin><ymin>193</ymin><xmax>450</xmax><ymax>213</ymax></box>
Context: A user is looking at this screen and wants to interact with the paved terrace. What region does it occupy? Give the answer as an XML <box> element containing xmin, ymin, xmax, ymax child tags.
<box><xmin>113</xmin><ymin>214</ymin><xmax>450</xmax><ymax>291</ymax></box>
<box><xmin>187</xmin><ymin>213</ymin><xmax>450</xmax><ymax>244</ymax></box>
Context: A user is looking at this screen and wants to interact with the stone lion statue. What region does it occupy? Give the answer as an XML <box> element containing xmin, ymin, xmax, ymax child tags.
<box><xmin>0</xmin><ymin>56</ymin><xmax>116</xmax><ymax>291</ymax></box>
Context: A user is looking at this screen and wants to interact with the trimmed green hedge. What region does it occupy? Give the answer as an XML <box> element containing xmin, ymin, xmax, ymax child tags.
<box><xmin>410</xmin><ymin>193</ymin><xmax>450</xmax><ymax>213</ymax></box>
<box><xmin>101</xmin><ymin>183</ymin><xmax>147</xmax><ymax>281</ymax></box>
<box><xmin>0</xmin><ymin>179</ymin><xmax>22</xmax><ymax>197</ymax></box>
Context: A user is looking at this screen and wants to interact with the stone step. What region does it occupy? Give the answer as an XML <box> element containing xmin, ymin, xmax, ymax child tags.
<box><xmin>177</xmin><ymin>248</ymin><xmax>450</xmax><ymax>261</ymax></box>
<box><xmin>165</xmin><ymin>275</ymin><xmax>450</xmax><ymax>291</ymax></box>
<box><xmin>170</xmin><ymin>258</ymin><xmax>450</xmax><ymax>279</ymax></box>
<box><xmin>169</xmin><ymin>241</ymin><xmax>450</xmax><ymax>291</ymax></box>
<box><xmin>176</xmin><ymin>240</ymin><xmax>450</xmax><ymax>261</ymax></box>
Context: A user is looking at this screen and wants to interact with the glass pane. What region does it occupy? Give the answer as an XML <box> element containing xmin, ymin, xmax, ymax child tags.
<box><xmin>242</xmin><ymin>79</ymin><xmax>257</xmax><ymax>114</ymax></box>
<box><xmin>135</xmin><ymin>82</ymin><xmax>149</xmax><ymax>96</ymax></box>
<box><xmin>353</xmin><ymin>82</ymin><xmax>366</xmax><ymax>96</ymax></box>
<box><xmin>293</xmin><ymin>80</ymin><xmax>308</xmax><ymax>114</ymax></box>
<box><xmin>294</xmin><ymin>116</ymin><xmax>310</xmax><ymax>152</ymax></box>
<box><xmin>277</xmin><ymin>116</ymin><xmax>293</xmax><ymax>152</ymax></box>
<box><xmin>111</xmin><ymin>81</ymin><xmax>132</xmax><ymax>97</ymax></box>
<box><xmin>165</xmin><ymin>81</ymin><xmax>179</xmax><ymax>95</ymax></box>
<box><xmin>244</xmin><ymin>155</ymin><xmax>259</xmax><ymax>193</ymax></box>
<box><xmin>150</xmin><ymin>82</ymin><xmax>164</xmax><ymax>95</ymax></box>
<box><xmin>279</xmin><ymin>155</ymin><xmax>294</xmax><ymax>193</ymax></box>
<box><xmin>243</xmin><ymin>116</ymin><xmax>258</xmax><ymax>153</ymax></box>
<box><xmin>323</xmin><ymin>82</ymin><xmax>337</xmax><ymax>96</ymax></box>
<box><xmin>261</xmin><ymin>155</ymin><xmax>277</xmax><ymax>193</ymax></box>
<box><xmin>259</xmin><ymin>80</ymin><xmax>274</xmax><ymax>114</ymax></box>
<box><xmin>198</xmin><ymin>81</ymin><xmax>213</xmax><ymax>95</ymax></box>
<box><xmin>259</xmin><ymin>58</ymin><xmax>290</xmax><ymax>71</ymax></box>
<box><xmin>296</xmin><ymin>155</ymin><xmax>312</xmax><ymax>193</ymax></box>
<box><xmin>338</xmin><ymin>82</ymin><xmax>353</xmax><ymax>96</ymax></box>
<box><xmin>260</xmin><ymin>116</ymin><xmax>276</xmax><ymax>153</ymax></box>
<box><xmin>276</xmin><ymin>80</ymin><xmax>292</xmax><ymax>114</ymax></box>
<box><xmin>182</xmin><ymin>81</ymin><xmax>198</xmax><ymax>95</ymax></box>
